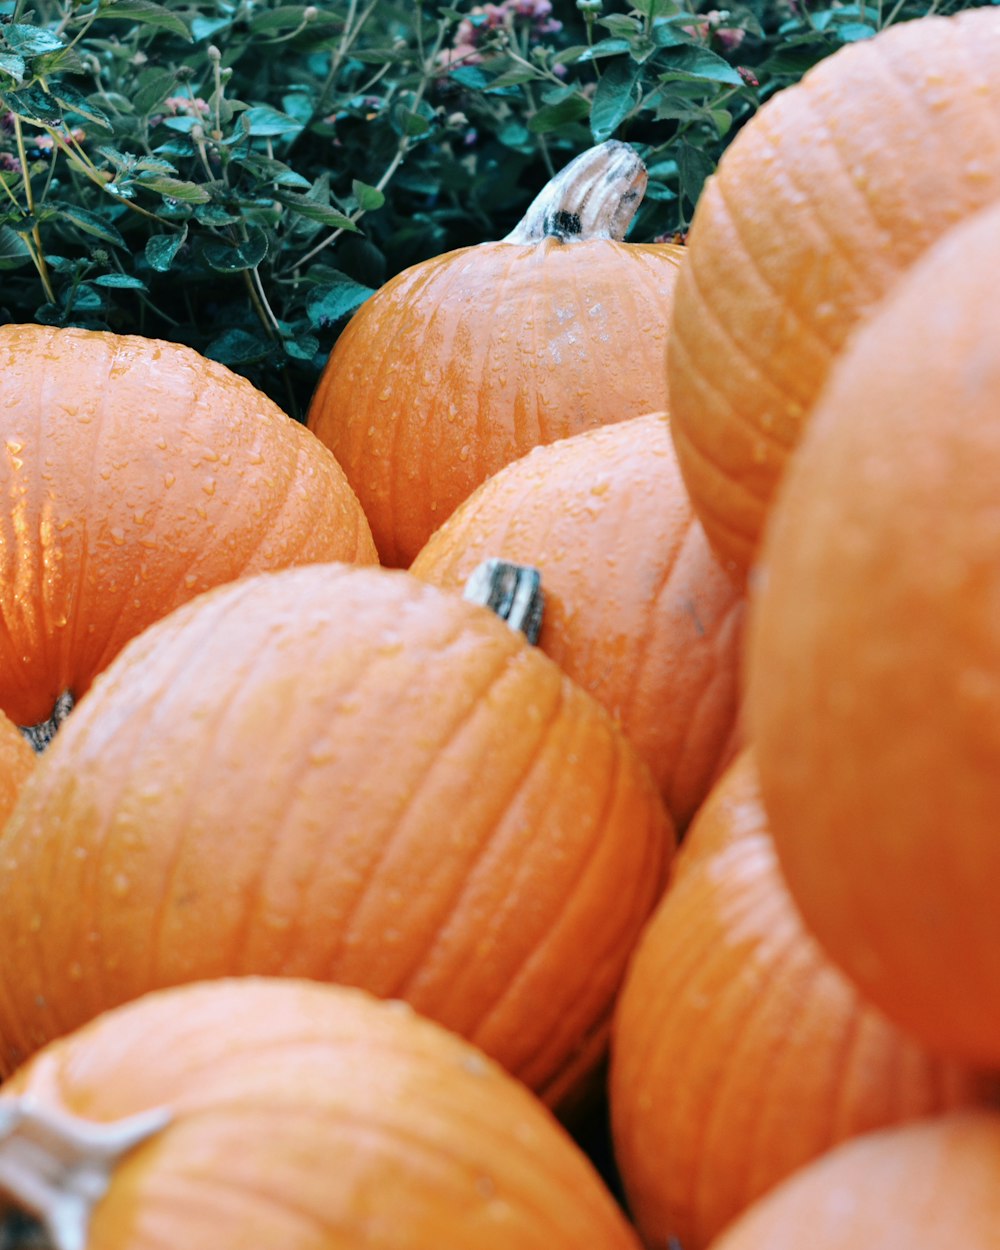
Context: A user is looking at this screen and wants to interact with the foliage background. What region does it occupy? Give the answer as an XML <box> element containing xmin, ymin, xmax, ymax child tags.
<box><xmin>1</xmin><ymin>0</ymin><xmax>991</xmax><ymax>418</ymax></box>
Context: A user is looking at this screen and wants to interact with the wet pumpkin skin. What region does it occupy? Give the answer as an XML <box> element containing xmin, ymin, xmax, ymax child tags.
<box><xmin>0</xmin><ymin>978</ymin><xmax>645</xmax><ymax>1250</ymax></box>
<box><xmin>0</xmin><ymin>323</ymin><xmax>377</xmax><ymax>728</ymax></box>
<box><xmin>307</xmin><ymin>141</ymin><xmax>686</xmax><ymax>568</ymax></box>
<box><xmin>0</xmin><ymin>563</ymin><xmax>673</xmax><ymax>1107</ymax></box>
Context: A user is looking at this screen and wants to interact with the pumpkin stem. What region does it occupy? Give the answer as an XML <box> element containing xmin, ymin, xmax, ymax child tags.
<box><xmin>19</xmin><ymin>692</ymin><xmax>74</xmax><ymax>755</ymax></box>
<box><xmin>502</xmin><ymin>140</ymin><xmax>648</xmax><ymax>244</ymax></box>
<box><xmin>463</xmin><ymin>559</ymin><xmax>544</xmax><ymax>645</ymax></box>
<box><xmin>0</xmin><ymin>1098</ymin><xmax>170</xmax><ymax>1250</ymax></box>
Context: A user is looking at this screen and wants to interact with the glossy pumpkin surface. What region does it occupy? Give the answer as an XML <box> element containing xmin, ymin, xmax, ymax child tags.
<box><xmin>709</xmin><ymin>1112</ymin><xmax>1000</xmax><ymax>1250</ymax></box>
<box><xmin>0</xmin><ymin>563</ymin><xmax>672</xmax><ymax>1104</ymax></box>
<box><xmin>610</xmin><ymin>752</ymin><xmax>998</xmax><ymax>1250</ymax></box>
<box><xmin>0</xmin><ymin>711</ymin><xmax>33</xmax><ymax>828</ymax></box>
<box><xmin>0</xmin><ymin>977</ymin><xmax>643</xmax><ymax>1250</ymax></box>
<box><xmin>0</xmin><ymin>324</ymin><xmax>377</xmax><ymax>728</ymax></box>
<box><xmin>307</xmin><ymin>142</ymin><xmax>685</xmax><ymax>567</ymax></box>
<box><xmin>748</xmin><ymin>198</ymin><xmax>1000</xmax><ymax>1066</ymax></box>
<box><xmin>411</xmin><ymin>413</ymin><xmax>745</xmax><ymax>830</ymax></box>
<box><xmin>667</xmin><ymin>6</ymin><xmax>1000</xmax><ymax>577</ymax></box>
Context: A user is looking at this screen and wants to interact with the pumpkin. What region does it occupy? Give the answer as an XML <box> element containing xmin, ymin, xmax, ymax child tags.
<box><xmin>306</xmin><ymin>141</ymin><xmax>686</xmax><ymax>567</ymax></box>
<box><xmin>666</xmin><ymin>5</ymin><xmax>1000</xmax><ymax>578</ymax></box>
<box><xmin>0</xmin><ymin>563</ymin><xmax>673</xmax><ymax>1107</ymax></box>
<box><xmin>0</xmin><ymin>711</ymin><xmax>33</xmax><ymax>828</ymax></box>
<box><xmin>0</xmin><ymin>324</ymin><xmax>377</xmax><ymax>734</ymax></box>
<box><xmin>411</xmin><ymin>413</ymin><xmax>745</xmax><ymax>830</ymax></box>
<box><xmin>609</xmin><ymin>751</ymin><xmax>998</xmax><ymax>1250</ymax></box>
<box><xmin>708</xmin><ymin>1111</ymin><xmax>1000</xmax><ymax>1250</ymax></box>
<box><xmin>0</xmin><ymin>977</ymin><xmax>643</xmax><ymax>1250</ymax></box>
<box><xmin>747</xmin><ymin>196</ymin><xmax>1000</xmax><ymax>1066</ymax></box>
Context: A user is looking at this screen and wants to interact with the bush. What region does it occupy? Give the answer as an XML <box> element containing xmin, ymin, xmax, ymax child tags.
<box><xmin>0</xmin><ymin>0</ymin><xmax>987</xmax><ymax>416</ymax></box>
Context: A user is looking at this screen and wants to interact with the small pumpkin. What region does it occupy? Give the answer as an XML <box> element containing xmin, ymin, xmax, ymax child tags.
<box><xmin>411</xmin><ymin>413</ymin><xmax>745</xmax><ymax>831</ymax></box>
<box><xmin>0</xmin><ymin>977</ymin><xmax>644</xmax><ymax>1250</ymax></box>
<box><xmin>610</xmin><ymin>752</ymin><xmax>998</xmax><ymax>1250</ymax></box>
<box><xmin>708</xmin><ymin>1112</ymin><xmax>1000</xmax><ymax>1250</ymax></box>
<box><xmin>307</xmin><ymin>141</ymin><xmax>686</xmax><ymax>567</ymax></box>
<box><xmin>0</xmin><ymin>324</ymin><xmax>377</xmax><ymax>733</ymax></box>
<box><xmin>666</xmin><ymin>5</ymin><xmax>1000</xmax><ymax>578</ymax></box>
<box><xmin>0</xmin><ymin>563</ymin><xmax>673</xmax><ymax>1107</ymax></box>
<box><xmin>747</xmin><ymin>196</ymin><xmax>1000</xmax><ymax>1066</ymax></box>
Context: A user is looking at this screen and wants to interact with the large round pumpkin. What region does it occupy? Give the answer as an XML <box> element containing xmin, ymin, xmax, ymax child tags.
<box><xmin>667</xmin><ymin>6</ymin><xmax>1000</xmax><ymax>578</ymax></box>
<box><xmin>747</xmin><ymin>197</ymin><xmax>1000</xmax><ymax>1065</ymax></box>
<box><xmin>0</xmin><ymin>978</ymin><xmax>643</xmax><ymax>1250</ymax></box>
<box><xmin>0</xmin><ymin>324</ymin><xmax>377</xmax><ymax>731</ymax></box>
<box><xmin>411</xmin><ymin>413</ymin><xmax>745</xmax><ymax>830</ymax></box>
<box><xmin>609</xmin><ymin>752</ymin><xmax>998</xmax><ymax>1250</ymax></box>
<box><xmin>708</xmin><ymin>1111</ymin><xmax>1000</xmax><ymax>1250</ymax></box>
<box><xmin>0</xmin><ymin>563</ymin><xmax>672</xmax><ymax>1105</ymax></box>
<box><xmin>307</xmin><ymin>141</ymin><xmax>686</xmax><ymax>567</ymax></box>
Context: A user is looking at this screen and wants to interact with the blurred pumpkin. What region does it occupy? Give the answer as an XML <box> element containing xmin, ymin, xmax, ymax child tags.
<box><xmin>0</xmin><ymin>324</ymin><xmax>377</xmax><ymax>731</ymax></box>
<box><xmin>411</xmin><ymin>413</ymin><xmax>745</xmax><ymax>830</ymax></box>
<box><xmin>708</xmin><ymin>1111</ymin><xmax>1000</xmax><ymax>1250</ymax></box>
<box><xmin>610</xmin><ymin>752</ymin><xmax>998</xmax><ymax>1250</ymax></box>
<box><xmin>0</xmin><ymin>563</ymin><xmax>672</xmax><ymax>1108</ymax></box>
<box><xmin>307</xmin><ymin>141</ymin><xmax>686</xmax><ymax>566</ymax></box>
<box><xmin>0</xmin><ymin>977</ymin><xmax>643</xmax><ymax>1250</ymax></box>
<box><xmin>0</xmin><ymin>711</ymin><xmax>33</xmax><ymax>827</ymax></box>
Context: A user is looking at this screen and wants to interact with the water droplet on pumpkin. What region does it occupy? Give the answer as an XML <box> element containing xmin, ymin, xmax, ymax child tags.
<box><xmin>184</xmin><ymin>573</ymin><xmax>198</xmax><ymax>589</ymax></box>
<box><xmin>163</xmin><ymin>473</ymin><xmax>176</xmax><ymax>488</ymax></box>
<box><xmin>109</xmin><ymin>527</ymin><xmax>126</xmax><ymax>545</ymax></box>
<box><xmin>202</xmin><ymin>477</ymin><xmax>216</xmax><ymax>497</ymax></box>
<box><xmin>154</xmin><ymin>436</ymin><xmax>168</xmax><ymax>451</ymax></box>
<box><xmin>67</xmin><ymin>962</ymin><xmax>83</xmax><ymax>983</ymax></box>
<box><xmin>28</xmin><ymin>914</ymin><xmax>42</xmax><ymax>933</ymax></box>
<box><xmin>5</xmin><ymin>439</ymin><xmax>22</xmax><ymax>455</ymax></box>
<box><xmin>111</xmin><ymin>872</ymin><xmax>130</xmax><ymax>898</ymax></box>
<box><xmin>458</xmin><ymin>445</ymin><xmax>470</xmax><ymax>462</ymax></box>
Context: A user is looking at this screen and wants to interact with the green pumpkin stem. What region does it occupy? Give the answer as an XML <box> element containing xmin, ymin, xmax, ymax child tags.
<box><xmin>0</xmin><ymin>1098</ymin><xmax>170</xmax><ymax>1250</ymax></box>
<box><xmin>19</xmin><ymin>692</ymin><xmax>74</xmax><ymax>755</ymax></box>
<box><xmin>502</xmin><ymin>140</ymin><xmax>648</xmax><ymax>244</ymax></box>
<box><xmin>464</xmin><ymin>559</ymin><xmax>544</xmax><ymax>645</ymax></box>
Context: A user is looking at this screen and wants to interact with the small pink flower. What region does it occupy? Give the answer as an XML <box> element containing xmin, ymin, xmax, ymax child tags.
<box><xmin>163</xmin><ymin>96</ymin><xmax>211</xmax><ymax>117</ymax></box>
<box><xmin>737</xmin><ymin>65</ymin><xmax>760</xmax><ymax>86</ymax></box>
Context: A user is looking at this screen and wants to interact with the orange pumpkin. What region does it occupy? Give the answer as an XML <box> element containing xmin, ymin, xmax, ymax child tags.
<box><xmin>747</xmin><ymin>197</ymin><xmax>1000</xmax><ymax>1066</ymax></box>
<box><xmin>307</xmin><ymin>141</ymin><xmax>686</xmax><ymax>567</ymax></box>
<box><xmin>0</xmin><ymin>978</ymin><xmax>643</xmax><ymax>1250</ymax></box>
<box><xmin>0</xmin><ymin>563</ymin><xmax>673</xmax><ymax>1106</ymax></box>
<box><xmin>708</xmin><ymin>1111</ymin><xmax>1000</xmax><ymax>1250</ymax></box>
<box><xmin>0</xmin><ymin>711</ymin><xmax>33</xmax><ymax>827</ymax></box>
<box><xmin>610</xmin><ymin>752</ymin><xmax>998</xmax><ymax>1250</ymax></box>
<box><xmin>411</xmin><ymin>413</ymin><xmax>745</xmax><ymax>830</ymax></box>
<box><xmin>666</xmin><ymin>6</ymin><xmax>1000</xmax><ymax>578</ymax></box>
<box><xmin>0</xmin><ymin>324</ymin><xmax>377</xmax><ymax>731</ymax></box>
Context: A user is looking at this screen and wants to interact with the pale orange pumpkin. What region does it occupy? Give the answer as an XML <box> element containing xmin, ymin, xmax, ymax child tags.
<box><xmin>0</xmin><ymin>978</ymin><xmax>643</xmax><ymax>1250</ymax></box>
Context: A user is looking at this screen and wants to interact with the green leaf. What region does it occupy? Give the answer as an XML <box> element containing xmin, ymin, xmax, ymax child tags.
<box><xmin>352</xmin><ymin>180</ymin><xmax>385</xmax><ymax>212</ymax></box>
<box><xmin>837</xmin><ymin>22</ymin><xmax>877</xmax><ymax>41</ymax></box>
<box><xmin>4</xmin><ymin>25</ymin><xmax>64</xmax><ymax>56</ymax></box>
<box><xmin>201</xmin><ymin>226</ymin><xmax>269</xmax><ymax>272</ymax></box>
<box><xmin>145</xmin><ymin>230</ymin><xmax>186</xmax><ymax>272</ymax></box>
<box><xmin>0</xmin><ymin>225</ymin><xmax>31</xmax><ymax>270</ymax></box>
<box><xmin>274</xmin><ymin>192</ymin><xmax>357</xmax><ymax>229</ymax></box>
<box><xmin>0</xmin><ymin>53</ymin><xmax>25</xmax><ymax>82</ymax></box>
<box><xmin>527</xmin><ymin>95</ymin><xmax>590</xmax><ymax>134</ymax></box>
<box><xmin>576</xmin><ymin>37</ymin><xmax>632</xmax><ymax>62</ymax></box>
<box><xmin>677</xmin><ymin>143</ymin><xmax>715</xmax><ymax>206</ymax></box>
<box><xmin>449</xmin><ymin>65</ymin><xmax>492</xmax><ymax>90</ymax></box>
<box><xmin>306</xmin><ymin>277</ymin><xmax>374</xmax><ymax>329</ymax></box>
<box><xmin>50</xmin><ymin>82</ymin><xmax>112</xmax><ymax>129</ymax></box>
<box><xmin>250</xmin><ymin>6</ymin><xmax>316</xmax><ymax>34</ymax></box>
<box><xmin>190</xmin><ymin>14</ymin><xmax>230</xmax><ymax>40</ymax></box>
<box><xmin>96</xmin><ymin>1</ymin><xmax>192</xmax><ymax>41</ymax></box>
<box><xmin>4</xmin><ymin>85</ymin><xmax>62</xmax><ymax>124</ymax></box>
<box><xmin>137</xmin><ymin>175</ymin><xmax>211</xmax><ymax>203</ymax></box>
<box><xmin>590</xmin><ymin>57</ymin><xmax>642</xmax><ymax>142</ymax></box>
<box><xmin>133</xmin><ymin>68</ymin><xmax>178</xmax><ymax>115</ymax></box>
<box><xmin>52</xmin><ymin>203</ymin><xmax>126</xmax><ymax>248</ymax></box>
<box><xmin>657</xmin><ymin>45</ymin><xmax>746</xmax><ymax>85</ymax></box>
<box><xmin>633</xmin><ymin>0</ymin><xmax>681</xmax><ymax>14</ymax></box>
<box><xmin>283</xmin><ymin>333</ymin><xmax>320</xmax><ymax>361</ymax></box>
<box><xmin>240</xmin><ymin>106</ymin><xmax>304</xmax><ymax>138</ymax></box>
<box><xmin>205</xmin><ymin>328</ymin><xmax>272</xmax><ymax>365</ymax></box>
<box><xmin>230</xmin><ymin>153</ymin><xmax>310</xmax><ymax>189</ymax></box>
<box><xmin>92</xmin><ymin>273</ymin><xmax>147</xmax><ymax>289</ymax></box>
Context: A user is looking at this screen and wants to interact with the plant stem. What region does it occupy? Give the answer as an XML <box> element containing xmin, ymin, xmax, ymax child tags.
<box><xmin>12</xmin><ymin>118</ymin><xmax>55</xmax><ymax>304</ymax></box>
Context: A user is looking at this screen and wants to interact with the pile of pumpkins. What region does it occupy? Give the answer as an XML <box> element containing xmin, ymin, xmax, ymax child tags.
<box><xmin>1</xmin><ymin>5</ymin><xmax>1000</xmax><ymax>1246</ymax></box>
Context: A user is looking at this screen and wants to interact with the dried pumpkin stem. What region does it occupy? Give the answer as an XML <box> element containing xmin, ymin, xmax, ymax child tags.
<box><xmin>19</xmin><ymin>692</ymin><xmax>74</xmax><ymax>755</ymax></box>
<box><xmin>463</xmin><ymin>559</ymin><xmax>544</xmax><ymax>645</ymax></box>
<box><xmin>0</xmin><ymin>1098</ymin><xmax>170</xmax><ymax>1250</ymax></box>
<box><xmin>502</xmin><ymin>140</ymin><xmax>647</xmax><ymax>244</ymax></box>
